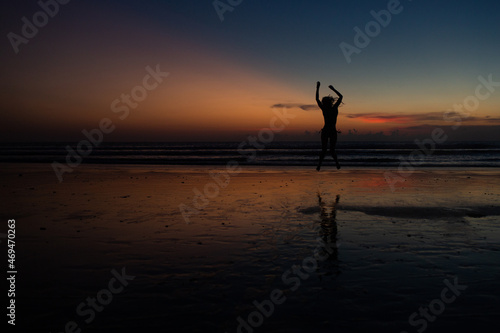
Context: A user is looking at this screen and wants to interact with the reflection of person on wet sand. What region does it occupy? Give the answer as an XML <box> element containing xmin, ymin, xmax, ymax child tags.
<box><xmin>316</xmin><ymin>81</ymin><xmax>343</xmax><ymax>171</ymax></box>
<box><xmin>317</xmin><ymin>193</ymin><xmax>340</xmax><ymax>262</ymax></box>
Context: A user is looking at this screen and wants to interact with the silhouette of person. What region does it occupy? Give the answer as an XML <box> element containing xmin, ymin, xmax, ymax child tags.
<box><xmin>316</xmin><ymin>82</ymin><xmax>343</xmax><ymax>171</ymax></box>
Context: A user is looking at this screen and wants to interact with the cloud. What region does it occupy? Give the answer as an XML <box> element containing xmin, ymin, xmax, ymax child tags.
<box><xmin>271</xmin><ymin>103</ymin><xmax>318</xmax><ymax>111</ymax></box>
<box><xmin>344</xmin><ymin>111</ymin><xmax>500</xmax><ymax>124</ymax></box>
<box><xmin>346</xmin><ymin>112</ymin><xmax>442</xmax><ymax>123</ymax></box>
<box><xmin>485</xmin><ymin>116</ymin><xmax>500</xmax><ymax>121</ymax></box>
<box><xmin>299</xmin><ymin>104</ymin><xmax>319</xmax><ymax>111</ymax></box>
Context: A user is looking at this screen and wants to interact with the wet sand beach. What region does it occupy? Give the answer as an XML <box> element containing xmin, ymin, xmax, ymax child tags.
<box><xmin>1</xmin><ymin>164</ymin><xmax>500</xmax><ymax>332</ymax></box>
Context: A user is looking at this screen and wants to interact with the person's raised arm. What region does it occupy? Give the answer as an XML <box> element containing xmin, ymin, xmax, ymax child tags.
<box><xmin>316</xmin><ymin>81</ymin><xmax>322</xmax><ymax>107</ymax></box>
<box><xmin>329</xmin><ymin>85</ymin><xmax>343</xmax><ymax>106</ymax></box>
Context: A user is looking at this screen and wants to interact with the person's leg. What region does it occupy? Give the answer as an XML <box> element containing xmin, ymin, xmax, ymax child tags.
<box><xmin>317</xmin><ymin>131</ymin><xmax>328</xmax><ymax>171</ymax></box>
<box><xmin>330</xmin><ymin>132</ymin><xmax>341</xmax><ymax>169</ymax></box>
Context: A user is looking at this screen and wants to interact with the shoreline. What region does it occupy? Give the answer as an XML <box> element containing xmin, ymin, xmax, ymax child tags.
<box><xmin>3</xmin><ymin>162</ymin><xmax>500</xmax><ymax>189</ymax></box>
<box><xmin>3</xmin><ymin>161</ymin><xmax>500</xmax><ymax>170</ymax></box>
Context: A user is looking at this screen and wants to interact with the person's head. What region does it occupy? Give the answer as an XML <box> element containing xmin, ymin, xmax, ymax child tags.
<box><xmin>322</xmin><ymin>96</ymin><xmax>336</xmax><ymax>107</ymax></box>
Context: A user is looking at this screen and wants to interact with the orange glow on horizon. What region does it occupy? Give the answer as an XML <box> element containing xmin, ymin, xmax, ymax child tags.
<box><xmin>2</xmin><ymin>11</ymin><xmax>499</xmax><ymax>143</ymax></box>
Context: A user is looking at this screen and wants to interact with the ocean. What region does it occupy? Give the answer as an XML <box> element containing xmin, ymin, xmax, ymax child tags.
<box><xmin>1</xmin><ymin>141</ymin><xmax>500</xmax><ymax>168</ymax></box>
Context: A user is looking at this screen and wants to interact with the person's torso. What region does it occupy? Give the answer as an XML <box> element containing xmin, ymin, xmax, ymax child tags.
<box><xmin>322</xmin><ymin>107</ymin><xmax>338</xmax><ymax>128</ymax></box>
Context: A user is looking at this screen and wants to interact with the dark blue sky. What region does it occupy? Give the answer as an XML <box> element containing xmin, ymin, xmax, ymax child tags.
<box><xmin>1</xmin><ymin>0</ymin><xmax>499</xmax><ymax>141</ymax></box>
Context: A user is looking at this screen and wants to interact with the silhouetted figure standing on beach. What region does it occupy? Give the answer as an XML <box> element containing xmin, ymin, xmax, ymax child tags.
<box><xmin>316</xmin><ymin>81</ymin><xmax>343</xmax><ymax>171</ymax></box>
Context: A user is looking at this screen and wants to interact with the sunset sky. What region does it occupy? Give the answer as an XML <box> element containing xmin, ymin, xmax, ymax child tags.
<box><xmin>1</xmin><ymin>0</ymin><xmax>499</xmax><ymax>142</ymax></box>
